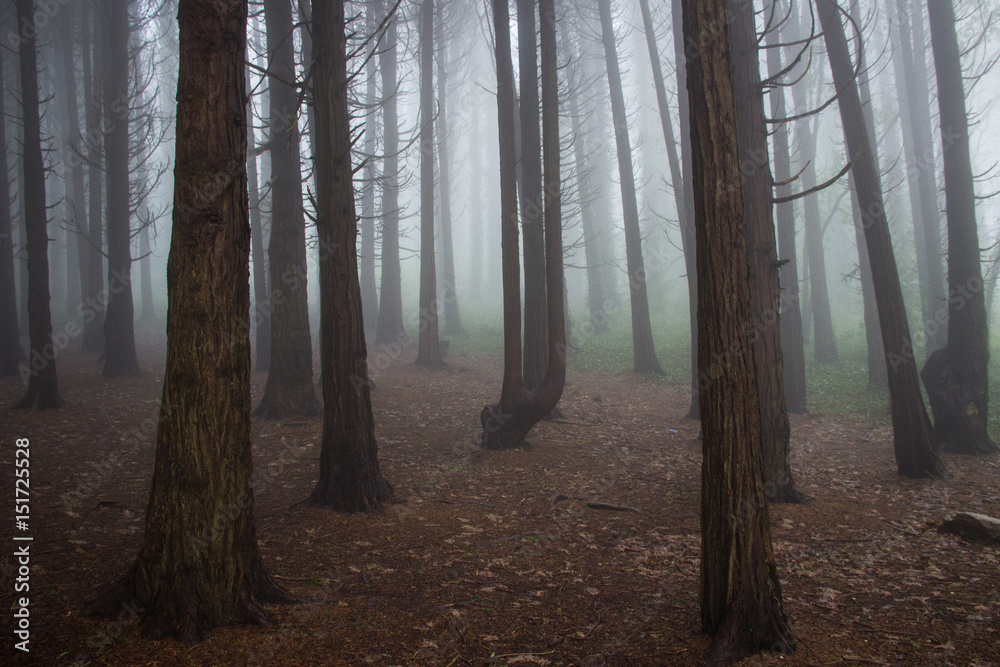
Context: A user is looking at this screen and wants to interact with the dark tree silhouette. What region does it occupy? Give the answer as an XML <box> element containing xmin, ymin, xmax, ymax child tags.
<box><xmin>359</xmin><ymin>0</ymin><xmax>379</xmax><ymax>337</ymax></box>
<box><xmin>86</xmin><ymin>0</ymin><xmax>294</xmax><ymax>642</ymax></box>
<box><xmin>257</xmin><ymin>0</ymin><xmax>319</xmax><ymax>418</ymax></box>
<box><xmin>920</xmin><ymin>0</ymin><xmax>998</xmax><ymax>456</ymax></box>
<box><xmin>817</xmin><ymin>0</ymin><xmax>944</xmax><ymax>478</ymax></box>
<box><xmin>102</xmin><ymin>0</ymin><xmax>141</xmax><ymax>377</ymax></box>
<box><xmin>0</xmin><ymin>22</ymin><xmax>24</xmax><ymax>377</ymax></box>
<box><xmin>683</xmin><ymin>0</ymin><xmax>795</xmax><ymax>660</ymax></box>
<box><xmin>246</xmin><ymin>63</ymin><xmax>270</xmax><ymax>371</ymax></box>
<box><xmin>13</xmin><ymin>0</ymin><xmax>62</xmax><ymax>409</ymax></box>
<box><xmin>310</xmin><ymin>0</ymin><xmax>394</xmax><ymax>510</ymax></box>
<box><xmin>81</xmin><ymin>0</ymin><xmax>106</xmax><ymax>354</ymax></box>
<box><xmin>597</xmin><ymin>0</ymin><xmax>663</xmax><ymax>375</ymax></box>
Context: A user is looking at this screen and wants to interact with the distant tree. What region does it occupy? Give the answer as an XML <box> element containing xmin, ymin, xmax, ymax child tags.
<box><xmin>359</xmin><ymin>0</ymin><xmax>380</xmax><ymax>338</ymax></box>
<box><xmin>817</xmin><ymin>0</ymin><xmax>944</xmax><ymax>478</ymax></box>
<box><xmin>13</xmin><ymin>0</ymin><xmax>62</xmax><ymax>409</ymax></box>
<box><xmin>683</xmin><ymin>0</ymin><xmax>795</xmax><ymax>661</ymax></box>
<box><xmin>246</xmin><ymin>61</ymin><xmax>271</xmax><ymax>371</ymax></box>
<box><xmin>0</xmin><ymin>18</ymin><xmax>24</xmax><ymax>377</ymax></box>
<box><xmin>257</xmin><ymin>0</ymin><xmax>320</xmax><ymax>418</ymax></box>
<box><xmin>436</xmin><ymin>5</ymin><xmax>460</xmax><ymax>337</ymax></box>
<box><xmin>416</xmin><ymin>0</ymin><xmax>443</xmax><ymax>367</ymax></box>
<box><xmin>920</xmin><ymin>0</ymin><xmax>998</xmax><ymax>456</ymax></box>
<box><xmin>310</xmin><ymin>0</ymin><xmax>394</xmax><ymax>510</ymax></box>
<box><xmin>81</xmin><ymin>0</ymin><xmax>106</xmax><ymax>354</ymax></box>
<box><xmin>86</xmin><ymin>0</ymin><xmax>294</xmax><ymax>642</ymax></box>
<box><xmin>596</xmin><ymin>0</ymin><xmax>663</xmax><ymax>375</ymax></box>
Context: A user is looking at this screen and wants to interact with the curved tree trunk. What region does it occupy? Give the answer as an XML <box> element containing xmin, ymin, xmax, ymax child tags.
<box><xmin>310</xmin><ymin>0</ymin><xmax>394</xmax><ymax>510</ymax></box>
<box><xmin>817</xmin><ymin>0</ymin><xmax>944</xmax><ymax>479</ymax></box>
<box><xmin>85</xmin><ymin>0</ymin><xmax>295</xmax><ymax>643</ymax></box>
<box><xmin>257</xmin><ymin>0</ymin><xmax>320</xmax><ymax>418</ymax></box>
<box><xmin>683</xmin><ymin>0</ymin><xmax>795</xmax><ymax>661</ymax></box>
<box><xmin>14</xmin><ymin>0</ymin><xmax>62</xmax><ymax>409</ymax></box>
<box><xmin>921</xmin><ymin>0</ymin><xmax>997</xmax><ymax>456</ymax></box>
<box><xmin>597</xmin><ymin>0</ymin><xmax>663</xmax><ymax>376</ymax></box>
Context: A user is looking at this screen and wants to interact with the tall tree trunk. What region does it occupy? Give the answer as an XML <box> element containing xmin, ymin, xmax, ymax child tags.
<box><xmin>86</xmin><ymin>0</ymin><xmax>294</xmax><ymax>641</ymax></box>
<box><xmin>415</xmin><ymin>0</ymin><xmax>442</xmax><ymax>367</ymax></box>
<box><xmin>435</xmin><ymin>13</ymin><xmax>460</xmax><ymax>337</ymax></box>
<box><xmin>764</xmin><ymin>6</ymin><xmax>807</xmax><ymax>414</ymax></box>
<box><xmin>57</xmin><ymin>8</ymin><xmax>86</xmax><ymax>324</ymax></box>
<box><xmin>469</xmin><ymin>112</ymin><xmax>484</xmax><ymax>302</ymax></box>
<box><xmin>81</xmin><ymin>0</ymin><xmax>106</xmax><ymax>354</ymax></box>
<box><xmin>682</xmin><ymin>0</ymin><xmax>795</xmax><ymax>661</ymax></box>
<box><xmin>517</xmin><ymin>0</ymin><xmax>547</xmax><ymax>388</ymax></box>
<box><xmin>310</xmin><ymin>0</ymin><xmax>394</xmax><ymax>510</ymax></box>
<box><xmin>103</xmin><ymin>0</ymin><xmax>141</xmax><ymax>377</ymax></box>
<box><xmin>247</xmin><ymin>63</ymin><xmax>271</xmax><ymax>371</ymax></box>
<box><xmin>817</xmin><ymin>0</ymin><xmax>944</xmax><ymax>479</ymax></box>
<box><xmin>921</xmin><ymin>0</ymin><xmax>997</xmax><ymax>455</ymax></box>
<box><xmin>480</xmin><ymin>0</ymin><xmax>565</xmax><ymax>451</ymax></box>
<box><xmin>0</xmin><ymin>23</ymin><xmax>25</xmax><ymax>376</ymax></box>
<box><xmin>257</xmin><ymin>0</ymin><xmax>320</xmax><ymax>417</ymax></box>
<box><xmin>14</xmin><ymin>0</ymin><xmax>62</xmax><ymax>409</ymax></box>
<box><xmin>729</xmin><ymin>0</ymin><xmax>800</xmax><ymax>503</ymax></box>
<box><xmin>375</xmin><ymin>2</ymin><xmax>405</xmax><ymax>346</ymax></box>
<box><xmin>597</xmin><ymin>0</ymin><xmax>663</xmax><ymax>375</ymax></box>
<box><xmin>359</xmin><ymin>0</ymin><xmax>379</xmax><ymax>337</ymax></box>
<box><xmin>139</xmin><ymin>225</ymin><xmax>155</xmax><ymax>321</ymax></box>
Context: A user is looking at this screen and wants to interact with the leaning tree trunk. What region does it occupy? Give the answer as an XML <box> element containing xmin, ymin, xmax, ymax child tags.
<box><xmin>13</xmin><ymin>0</ymin><xmax>62</xmax><ymax>409</ymax></box>
<box><xmin>682</xmin><ymin>0</ymin><xmax>795</xmax><ymax>662</ymax></box>
<box><xmin>359</xmin><ymin>0</ymin><xmax>379</xmax><ymax>337</ymax></box>
<box><xmin>817</xmin><ymin>0</ymin><xmax>944</xmax><ymax>478</ymax></box>
<box><xmin>375</xmin><ymin>2</ymin><xmax>405</xmax><ymax>347</ymax></box>
<box><xmin>81</xmin><ymin>0</ymin><xmax>106</xmax><ymax>354</ymax></box>
<box><xmin>921</xmin><ymin>0</ymin><xmax>998</xmax><ymax>456</ymax></box>
<box><xmin>480</xmin><ymin>0</ymin><xmax>566</xmax><ymax>451</ymax></box>
<box><xmin>765</xmin><ymin>7</ymin><xmax>807</xmax><ymax>414</ymax></box>
<box><xmin>597</xmin><ymin>0</ymin><xmax>663</xmax><ymax>375</ymax></box>
<box><xmin>310</xmin><ymin>0</ymin><xmax>394</xmax><ymax>510</ymax></box>
<box><xmin>257</xmin><ymin>0</ymin><xmax>319</xmax><ymax>418</ymax></box>
<box><xmin>85</xmin><ymin>0</ymin><xmax>295</xmax><ymax>643</ymax></box>
<box><xmin>415</xmin><ymin>0</ymin><xmax>443</xmax><ymax>367</ymax></box>
<box><xmin>102</xmin><ymin>0</ymin><xmax>140</xmax><ymax>377</ymax></box>
<box><xmin>0</xmin><ymin>27</ymin><xmax>24</xmax><ymax>377</ymax></box>
<box><xmin>729</xmin><ymin>0</ymin><xmax>801</xmax><ymax>503</ymax></box>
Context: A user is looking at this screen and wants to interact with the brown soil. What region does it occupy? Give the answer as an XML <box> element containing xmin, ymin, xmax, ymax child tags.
<box><xmin>1</xmin><ymin>330</ymin><xmax>998</xmax><ymax>666</ymax></box>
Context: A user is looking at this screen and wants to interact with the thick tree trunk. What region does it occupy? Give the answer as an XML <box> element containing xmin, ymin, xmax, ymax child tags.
<box><xmin>310</xmin><ymin>0</ymin><xmax>394</xmax><ymax>510</ymax></box>
<box><xmin>764</xmin><ymin>9</ymin><xmax>807</xmax><ymax>415</ymax></box>
<box><xmin>921</xmin><ymin>0</ymin><xmax>997</xmax><ymax>456</ymax></box>
<box><xmin>817</xmin><ymin>0</ymin><xmax>944</xmax><ymax>479</ymax></box>
<box><xmin>257</xmin><ymin>0</ymin><xmax>320</xmax><ymax>417</ymax></box>
<box><xmin>415</xmin><ymin>0</ymin><xmax>443</xmax><ymax>367</ymax></box>
<box><xmin>247</xmin><ymin>64</ymin><xmax>271</xmax><ymax>371</ymax></box>
<box><xmin>682</xmin><ymin>0</ymin><xmax>795</xmax><ymax>661</ymax></box>
<box><xmin>0</xmin><ymin>29</ymin><xmax>24</xmax><ymax>376</ymax></box>
<box><xmin>102</xmin><ymin>0</ymin><xmax>140</xmax><ymax>377</ymax></box>
<box><xmin>359</xmin><ymin>0</ymin><xmax>379</xmax><ymax>338</ymax></box>
<box><xmin>517</xmin><ymin>0</ymin><xmax>547</xmax><ymax>389</ymax></box>
<box><xmin>13</xmin><ymin>0</ymin><xmax>62</xmax><ymax>409</ymax></box>
<box><xmin>375</xmin><ymin>3</ymin><xmax>405</xmax><ymax>347</ymax></box>
<box><xmin>481</xmin><ymin>0</ymin><xmax>565</xmax><ymax>451</ymax></box>
<box><xmin>597</xmin><ymin>0</ymin><xmax>663</xmax><ymax>376</ymax></box>
<box><xmin>85</xmin><ymin>0</ymin><xmax>294</xmax><ymax>643</ymax></box>
<box><xmin>81</xmin><ymin>1</ymin><xmax>106</xmax><ymax>354</ymax></box>
<box><xmin>729</xmin><ymin>0</ymin><xmax>800</xmax><ymax>504</ymax></box>
<box><xmin>435</xmin><ymin>17</ymin><xmax>460</xmax><ymax>337</ymax></box>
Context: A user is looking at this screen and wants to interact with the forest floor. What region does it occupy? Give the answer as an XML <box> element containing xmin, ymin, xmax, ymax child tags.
<box><xmin>1</xmin><ymin>329</ymin><xmax>999</xmax><ymax>666</ymax></box>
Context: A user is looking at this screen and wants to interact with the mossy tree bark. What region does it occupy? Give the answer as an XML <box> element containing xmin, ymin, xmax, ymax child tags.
<box><xmin>86</xmin><ymin>0</ymin><xmax>295</xmax><ymax>643</ymax></box>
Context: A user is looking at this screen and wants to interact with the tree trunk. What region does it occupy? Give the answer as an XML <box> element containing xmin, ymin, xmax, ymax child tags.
<box><xmin>480</xmin><ymin>0</ymin><xmax>565</xmax><ymax>451</ymax></box>
<box><xmin>81</xmin><ymin>0</ymin><xmax>106</xmax><ymax>354</ymax></box>
<box><xmin>375</xmin><ymin>2</ymin><xmax>405</xmax><ymax>347</ymax></box>
<box><xmin>764</xmin><ymin>6</ymin><xmax>807</xmax><ymax>414</ymax></box>
<box><xmin>310</xmin><ymin>0</ymin><xmax>394</xmax><ymax>510</ymax></box>
<box><xmin>415</xmin><ymin>0</ymin><xmax>443</xmax><ymax>367</ymax></box>
<box><xmin>359</xmin><ymin>0</ymin><xmax>379</xmax><ymax>338</ymax></box>
<box><xmin>817</xmin><ymin>0</ymin><xmax>944</xmax><ymax>479</ymax></box>
<box><xmin>921</xmin><ymin>0</ymin><xmax>997</xmax><ymax>456</ymax></box>
<box><xmin>597</xmin><ymin>0</ymin><xmax>663</xmax><ymax>375</ymax></box>
<box><xmin>85</xmin><ymin>0</ymin><xmax>295</xmax><ymax>643</ymax></box>
<box><xmin>103</xmin><ymin>0</ymin><xmax>141</xmax><ymax>377</ymax></box>
<box><xmin>13</xmin><ymin>0</ymin><xmax>62</xmax><ymax>409</ymax></box>
<box><xmin>257</xmin><ymin>0</ymin><xmax>320</xmax><ymax>418</ymax></box>
<box><xmin>247</xmin><ymin>64</ymin><xmax>271</xmax><ymax>371</ymax></box>
<box><xmin>436</xmin><ymin>15</ymin><xmax>460</xmax><ymax>337</ymax></box>
<box><xmin>139</xmin><ymin>226</ymin><xmax>156</xmax><ymax>321</ymax></box>
<box><xmin>850</xmin><ymin>178</ymin><xmax>888</xmax><ymax>388</ymax></box>
<box><xmin>469</xmin><ymin>112</ymin><xmax>484</xmax><ymax>302</ymax></box>
<box><xmin>683</xmin><ymin>0</ymin><xmax>795</xmax><ymax>661</ymax></box>
<box><xmin>729</xmin><ymin>0</ymin><xmax>800</xmax><ymax>504</ymax></box>
<box><xmin>0</xmin><ymin>24</ymin><xmax>24</xmax><ymax>377</ymax></box>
